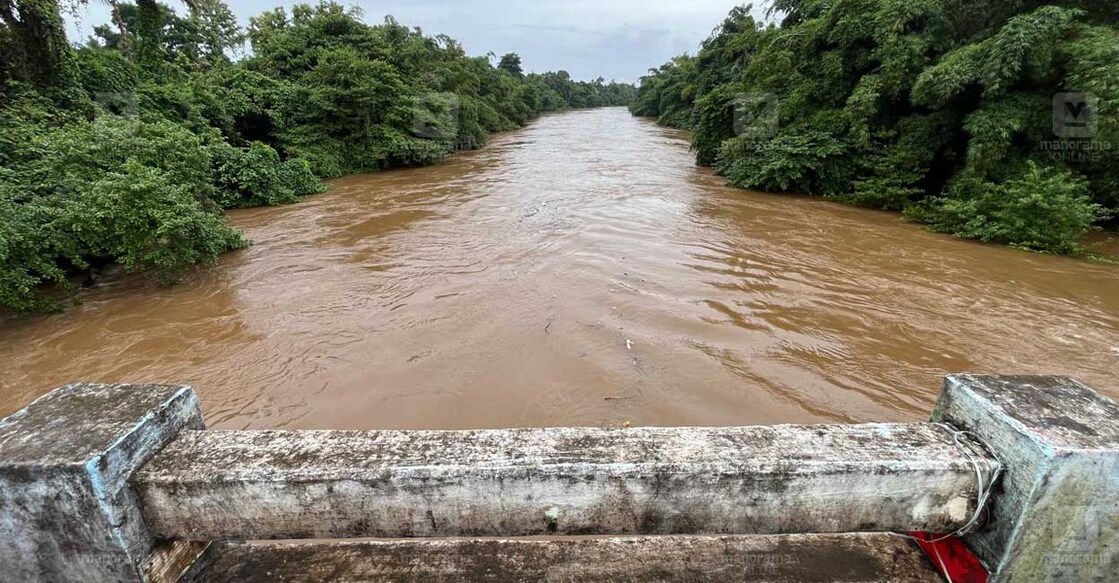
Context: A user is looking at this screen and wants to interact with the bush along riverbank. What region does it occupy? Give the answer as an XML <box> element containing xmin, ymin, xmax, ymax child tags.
<box><xmin>0</xmin><ymin>1</ymin><xmax>636</xmax><ymax>313</ymax></box>
<box><xmin>632</xmin><ymin>2</ymin><xmax>1118</xmax><ymax>255</ymax></box>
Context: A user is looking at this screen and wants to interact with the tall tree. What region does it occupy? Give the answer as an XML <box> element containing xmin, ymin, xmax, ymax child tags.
<box><xmin>184</xmin><ymin>0</ymin><xmax>243</xmax><ymax>66</ymax></box>
<box><xmin>498</xmin><ymin>53</ymin><xmax>523</xmax><ymax>77</ymax></box>
<box><xmin>0</xmin><ymin>0</ymin><xmax>75</xmax><ymax>88</ymax></box>
<box><xmin>134</xmin><ymin>0</ymin><xmax>163</xmax><ymax>67</ymax></box>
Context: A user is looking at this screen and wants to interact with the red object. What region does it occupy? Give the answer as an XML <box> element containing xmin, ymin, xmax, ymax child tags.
<box><xmin>910</xmin><ymin>532</ymin><xmax>989</xmax><ymax>583</ymax></box>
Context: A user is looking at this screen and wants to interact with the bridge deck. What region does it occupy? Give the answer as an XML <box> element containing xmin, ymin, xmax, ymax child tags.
<box><xmin>182</xmin><ymin>534</ymin><xmax>943</xmax><ymax>583</ymax></box>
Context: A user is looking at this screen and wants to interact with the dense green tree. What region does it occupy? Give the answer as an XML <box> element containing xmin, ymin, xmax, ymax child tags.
<box><xmin>184</xmin><ymin>0</ymin><xmax>243</xmax><ymax>65</ymax></box>
<box><xmin>633</xmin><ymin>1</ymin><xmax>1118</xmax><ymax>254</ymax></box>
<box><xmin>90</xmin><ymin>0</ymin><xmax>241</xmax><ymax>68</ymax></box>
<box><xmin>498</xmin><ymin>52</ymin><xmax>523</xmax><ymax>77</ymax></box>
<box><xmin>0</xmin><ymin>0</ymin><xmax>634</xmax><ymax>313</ymax></box>
<box><xmin>0</xmin><ymin>0</ymin><xmax>78</xmax><ymax>91</ymax></box>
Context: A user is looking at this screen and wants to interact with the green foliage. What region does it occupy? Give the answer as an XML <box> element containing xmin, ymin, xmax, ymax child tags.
<box><xmin>631</xmin><ymin>55</ymin><xmax>697</xmax><ymax>127</ymax></box>
<box><xmin>907</xmin><ymin>164</ymin><xmax>1106</xmax><ymax>253</ymax></box>
<box><xmin>498</xmin><ymin>53</ymin><xmax>524</xmax><ymax>77</ymax></box>
<box><xmin>0</xmin><ymin>116</ymin><xmax>247</xmax><ymax>312</ymax></box>
<box><xmin>36</xmin><ymin>117</ymin><xmax>215</xmax><ymax>197</ymax></box>
<box><xmin>278</xmin><ymin>45</ymin><xmax>412</xmax><ymax>175</ymax></box>
<box><xmin>0</xmin><ymin>187</ymin><xmax>70</xmax><ymax>313</ymax></box>
<box><xmin>718</xmin><ymin>129</ymin><xmax>855</xmax><ymax>196</ymax></box>
<box><xmin>61</xmin><ymin>161</ymin><xmax>245</xmax><ymax>278</ymax></box>
<box><xmin>210</xmin><ymin>141</ymin><xmax>324</xmax><ymax>208</ymax></box>
<box><xmin>74</xmin><ymin>48</ymin><xmax>139</xmax><ymax>99</ymax></box>
<box><xmin>692</xmin><ymin>85</ymin><xmax>738</xmax><ymax>165</ymax></box>
<box><xmin>184</xmin><ymin>0</ymin><xmax>244</xmax><ymax>66</ymax></box>
<box><xmin>1</xmin><ymin>0</ymin><xmax>635</xmax><ymax>312</ymax></box>
<box><xmin>912</xmin><ymin>6</ymin><xmax>1083</xmax><ymax>108</ymax></box>
<box><xmin>231</xmin><ymin>3</ymin><xmax>633</xmax><ymax>177</ymax></box>
<box><xmin>135</xmin><ymin>0</ymin><xmax>165</xmax><ymax>69</ymax></box>
<box><xmin>89</xmin><ymin>0</ymin><xmax>242</xmax><ymax>69</ymax></box>
<box><xmin>841</xmin><ymin>113</ymin><xmax>956</xmax><ymax>210</ymax></box>
<box><xmin>0</xmin><ymin>0</ymin><xmax>77</xmax><ymax>91</ymax></box>
<box><xmin>635</xmin><ymin>1</ymin><xmax>1118</xmax><ymax>253</ymax></box>
<box><xmin>961</xmin><ymin>93</ymin><xmax>1049</xmax><ymax>179</ymax></box>
<box><xmin>1062</xmin><ymin>25</ymin><xmax>1119</xmax><ymax>210</ymax></box>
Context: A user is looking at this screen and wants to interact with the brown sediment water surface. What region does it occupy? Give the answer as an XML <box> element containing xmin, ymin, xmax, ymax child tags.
<box><xmin>2</xmin><ymin>108</ymin><xmax>1117</xmax><ymax>428</ymax></box>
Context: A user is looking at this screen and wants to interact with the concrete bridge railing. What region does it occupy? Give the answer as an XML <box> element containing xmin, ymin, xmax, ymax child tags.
<box><xmin>0</xmin><ymin>375</ymin><xmax>1115</xmax><ymax>582</ymax></box>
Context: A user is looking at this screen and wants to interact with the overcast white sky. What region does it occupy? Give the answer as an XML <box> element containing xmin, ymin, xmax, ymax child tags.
<box><xmin>65</xmin><ymin>1</ymin><xmax>771</xmax><ymax>83</ymax></box>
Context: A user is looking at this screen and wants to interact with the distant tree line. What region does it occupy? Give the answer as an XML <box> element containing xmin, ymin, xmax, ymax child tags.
<box><xmin>0</xmin><ymin>0</ymin><xmax>636</xmax><ymax>313</ymax></box>
<box><xmin>633</xmin><ymin>2</ymin><xmax>1118</xmax><ymax>254</ymax></box>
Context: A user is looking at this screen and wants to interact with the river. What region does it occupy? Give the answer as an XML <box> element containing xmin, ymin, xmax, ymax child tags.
<box><xmin>2</xmin><ymin>108</ymin><xmax>1117</xmax><ymax>428</ymax></box>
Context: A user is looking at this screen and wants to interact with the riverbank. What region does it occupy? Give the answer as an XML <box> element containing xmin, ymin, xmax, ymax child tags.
<box><xmin>1</xmin><ymin>1</ymin><xmax>635</xmax><ymax>314</ymax></box>
<box><xmin>0</xmin><ymin>106</ymin><xmax>622</xmax><ymax>319</ymax></box>
<box><xmin>636</xmin><ymin>114</ymin><xmax>1119</xmax><ymax>260</ymax></box>
<box><xmin>632</xmin><ymin>4</ymin><xmax>1118</xmax><ymax>255</ymax></box>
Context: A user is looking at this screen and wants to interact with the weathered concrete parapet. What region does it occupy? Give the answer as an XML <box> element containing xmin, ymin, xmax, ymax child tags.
<box><xmin>133</xmin><ymin>423</ymin><xmax>993</xmax><ymax>540</ymax></box>
<box><xmin>932</xmin><ymin>375</ymin><xmax>1119</xmax><ymax>582</ymax></box>
<box><xmin>0</xmin><ymin>384</ymin><xmax>203</xmax><ymax>582</ymax></box>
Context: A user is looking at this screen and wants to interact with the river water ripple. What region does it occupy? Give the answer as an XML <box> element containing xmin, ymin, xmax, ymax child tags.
<box><xmin>2</xmin><ymin>108</ymin><xmax>1116</xmax><ymax>428</ymax></box>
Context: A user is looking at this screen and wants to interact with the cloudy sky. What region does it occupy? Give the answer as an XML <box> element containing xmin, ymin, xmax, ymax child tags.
<box><xmin>65</xmin><ymin>1</ymin><xmax>772</xmax><ymax>83</ymax></box>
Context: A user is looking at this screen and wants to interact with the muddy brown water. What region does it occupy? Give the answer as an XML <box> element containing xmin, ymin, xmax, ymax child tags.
<box><xmin>2</xmin><ymin>108</ymin><xmax>1117</xmax><ymax>429</ymax></box>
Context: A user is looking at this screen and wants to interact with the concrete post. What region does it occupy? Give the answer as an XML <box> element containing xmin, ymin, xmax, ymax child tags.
<box><xmin>0</xmin><ymin>383</ymin><xmax>203</xmax><ymax>582</ymax></box>
<box><xmin>932</xmin><ymin>375</ymin><xmax>1118</xmax><ymax>582</ymax></box>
